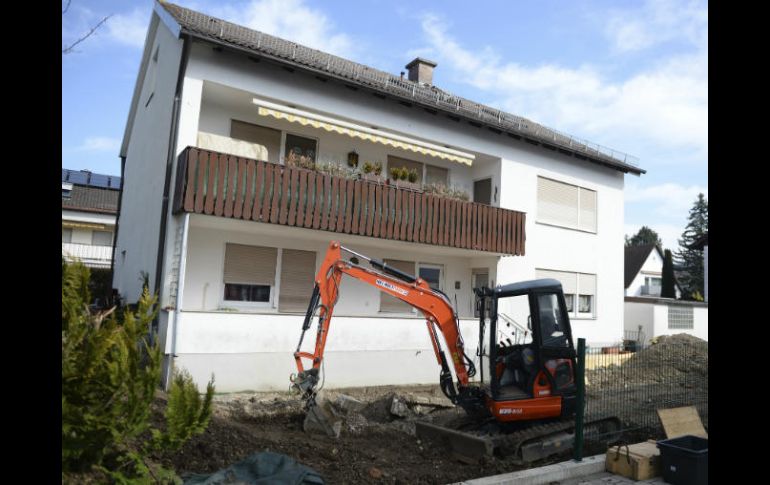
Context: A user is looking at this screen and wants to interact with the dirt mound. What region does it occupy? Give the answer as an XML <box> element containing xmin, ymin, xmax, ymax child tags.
<box><xmin>584</xmin><ymin>334</ymin><xmax>708</xmax><ymax>432</ymax></box>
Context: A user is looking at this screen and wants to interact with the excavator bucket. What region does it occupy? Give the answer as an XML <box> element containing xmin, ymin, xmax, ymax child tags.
<box><xmin>302</xmin><ymin>398</ymin><xmax>342</xmax><ymax>438</ymax></box>
<box><xmin>415</xmin><ymin>422</ymin><xmax>494</xmax><ymax>464</ymax></box>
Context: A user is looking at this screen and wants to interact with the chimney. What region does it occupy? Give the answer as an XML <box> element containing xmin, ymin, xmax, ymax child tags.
<box><xmin>405</xmin><ymin>57</ymin><xmax>437</xmax><ymax>85</ymax></box>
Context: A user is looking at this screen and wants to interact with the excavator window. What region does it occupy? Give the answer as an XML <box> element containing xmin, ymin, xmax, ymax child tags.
<box><xmin>537</xmin><ymin>293</ymin><xmax>569</xmax><ymax>348</ymax></box>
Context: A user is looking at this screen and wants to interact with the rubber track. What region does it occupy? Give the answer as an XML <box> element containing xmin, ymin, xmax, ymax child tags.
<box><xmin>493</xmin><ymin>416</ymin><xmax>622</xmax><ymax>463</ymax></box>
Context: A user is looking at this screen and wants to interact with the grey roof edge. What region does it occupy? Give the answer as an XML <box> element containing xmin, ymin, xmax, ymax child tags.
<box><xmin>160</xmin><ymin>1</ymin><xmax>645</xmax><ymax>175</ymax></box>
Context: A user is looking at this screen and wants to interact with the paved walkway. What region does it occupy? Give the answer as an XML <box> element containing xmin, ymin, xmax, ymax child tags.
<box><xmin>555</xmin><ymin>472</ymin><xmax>668</xmax><ymax>484</ymax></box>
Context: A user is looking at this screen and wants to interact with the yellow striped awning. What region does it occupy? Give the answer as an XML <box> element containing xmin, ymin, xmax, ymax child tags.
<box><xmin>253</xmin><ymin>99</ymin><xmax>475</xmax><ymax>166</ymax></box>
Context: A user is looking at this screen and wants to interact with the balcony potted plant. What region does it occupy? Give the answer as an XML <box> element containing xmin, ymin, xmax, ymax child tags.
<box><xmin>361</xmin><ymin>161</ymin><xmax>384</xmax><ymax>184</ymax></box>
<box><xmin>389</xmin><ymin>166</ymin><xmax>421</xmax><ymax>191</ymax></box>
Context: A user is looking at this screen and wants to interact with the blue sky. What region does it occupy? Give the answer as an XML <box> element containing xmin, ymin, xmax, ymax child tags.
<box><xmin>62</xmin><ymin>0</ymin><xmax>707</xmax><ymax>250</ymax></box>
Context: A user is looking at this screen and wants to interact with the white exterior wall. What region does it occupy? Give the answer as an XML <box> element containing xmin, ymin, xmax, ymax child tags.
<box><xmin>624</xmin><ymin>301</ymin><xmax>708</xmax><ymax>342</ymax></box>
<box><xmin>496</xmin><ymin>149</ymin><xmax>625</xmax><ymax>347</ymax></box>
<box><xmin>623</xmin><ymin>302</ymin><xmax>655</xmax><ymax>344</ymax></box>
<box><xmin>113</xmin><ymin>14</ymin><xmax>184</xmax><ymax>304</ymax></box>
<box><xmin>169</xmin><ymin>312</ymin><xmax>479</xmax><ymax>392</ymax></box>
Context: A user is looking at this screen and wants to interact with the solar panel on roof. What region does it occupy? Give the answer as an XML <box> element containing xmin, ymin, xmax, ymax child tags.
<box><xmin>61</xmin><ymin>169</ymin><xmax>121</xmax><ymax>189</ymax></box>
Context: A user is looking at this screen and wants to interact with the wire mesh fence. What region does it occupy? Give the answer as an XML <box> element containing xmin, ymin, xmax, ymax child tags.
<box><xmin>578</xmin><ymin>334</ymin><xmax>708</xmax><ymax>455</ymax></box>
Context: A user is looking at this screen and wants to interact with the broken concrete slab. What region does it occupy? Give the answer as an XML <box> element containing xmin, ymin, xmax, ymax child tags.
<box><xmin>390</xmin><ymin>395</ymin><xmax>410</xmax><ymax>418</ymax></box>
<box><xmin>333</xmin><ymin>394</ymin><xmax>366</xmax><ymax>414</ymax></box>
<box><xmin>303</xmin><ymin>399</ymin><xmax>342</xmax><ymax>438</ymax></box>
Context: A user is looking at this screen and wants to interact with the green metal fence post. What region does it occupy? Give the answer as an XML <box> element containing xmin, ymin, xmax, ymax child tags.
<box><xmin>574</xmin><ymin>337</ymin><xmax>586</xmax><ymax>462</ymax></box>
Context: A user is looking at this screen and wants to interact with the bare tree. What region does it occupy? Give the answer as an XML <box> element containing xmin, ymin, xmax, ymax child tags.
<box><xmin>62</xmin><ymin>0</ymin><xmax>112</xmax><ymax>55</ymax></box>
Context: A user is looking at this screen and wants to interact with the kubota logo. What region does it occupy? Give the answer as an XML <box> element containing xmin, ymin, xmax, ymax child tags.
<box><xmin>499</xmin><ymin>408</ymin><xmax>523</xmax><ymax>415</ymax></box>
<box><xmin>376</xmin><ymin>279</ymin><xmax>408</xmax><ymax>296</ymax></box>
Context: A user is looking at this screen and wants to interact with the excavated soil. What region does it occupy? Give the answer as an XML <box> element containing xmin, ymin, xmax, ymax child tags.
<box><xmin>151</xmin><ymin>335</ymin><xmax>708</xmax><ymax>484</ymax></box>
<box><xmin>585</xmin><ymin>334</ymin><xmax>708</xmax><ymax>434</ymax></box>
<box><xmin>154</xmin><ymin>386</ymin><xmax>534</xmax><ymax>484</ymax></box>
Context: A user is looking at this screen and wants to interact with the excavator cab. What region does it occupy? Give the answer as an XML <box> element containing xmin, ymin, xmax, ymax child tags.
<box><xmin>475</xmin><ymin>279</ymin><xmax>577</xmax><ymax>422</ymax></box>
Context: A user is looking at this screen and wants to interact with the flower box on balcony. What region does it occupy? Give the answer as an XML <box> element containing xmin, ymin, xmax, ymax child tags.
<box><xmin>361</xmin><ymin>173</ymin><xmax>385</xmax><ymax>184</ymax></box>
<box><xmin>388</xmin><ymin>179</ymin><xmax>422</xmax><ymax>192</ymax></box>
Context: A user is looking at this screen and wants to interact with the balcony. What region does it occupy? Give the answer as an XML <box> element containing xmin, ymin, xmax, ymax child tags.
<box><xmin>173</xmin><ymin>147</ymin><xmax>526</xmax><ymax>255</ymax></box>
<box><xmin>62</xmin><ymin>243</ymin><xmax>113</xmax><ymax>268</ymax></box>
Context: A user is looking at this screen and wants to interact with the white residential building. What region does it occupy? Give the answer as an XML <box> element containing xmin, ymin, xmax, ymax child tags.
<box><xmin>114</xmin><ymin>1</ymin><xmax>645</xmax><ymax>391</ymax></box>
<box><xmin>62</xmin><ymin>169</ymin><xmax>120</xmax><ymax>269</ymax></box>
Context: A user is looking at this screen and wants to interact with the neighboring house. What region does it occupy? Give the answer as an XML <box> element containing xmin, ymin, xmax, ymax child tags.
<box><xmin>62</xmin><ymin>169</ymin><xmax>121</xmax><ymax>269</ymax></box>
<box><xmin>624</xmin><ymin>244</ymin><xmax>706</xmax><ymax>344</ymax></box>
<box><xmin>114</xmin><ymin>1</ymin><xmax>645</xmax><ymax>391</ymax></box>
<box><xmin>689</xmin><ymin>232</ymin><xmax>708</xmax><ymax>302</ymax></box>
<box><xmin>624</xmin><ymin>244</ymin><xmax>681</xmax><ymax>299</ymax></box>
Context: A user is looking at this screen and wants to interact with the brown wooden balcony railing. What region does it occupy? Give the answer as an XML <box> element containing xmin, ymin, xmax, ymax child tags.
<box><xmin>173</xmin><ymin>147</ymin><xmax>525</xmax><ymax>255</ymax></box>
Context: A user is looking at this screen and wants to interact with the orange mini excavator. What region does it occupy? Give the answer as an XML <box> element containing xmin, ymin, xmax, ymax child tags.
<box><xmin>291</xmin><ymin>241</ymin><xmax>619</xmax><ymax>462</ymax></box>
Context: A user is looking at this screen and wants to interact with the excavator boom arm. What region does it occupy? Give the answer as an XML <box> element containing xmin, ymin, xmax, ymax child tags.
<box><xmin>292</xmin><ymin>242</ymin><xmax>474</xmax><ymax>401</ymax></box>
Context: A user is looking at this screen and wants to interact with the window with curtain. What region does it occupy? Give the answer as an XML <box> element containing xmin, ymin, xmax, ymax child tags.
<box><xmin>537</xmin><ymin>177</ymin><xmax>597</xmax><ymax>232</ymax></box>
<box><xmin>536</xmin><ymin>269</ymin><xmax>596</xmax><ymax>319</ymax></box>
<box><xmin>379</xmin><ymin>259</ymin><xmax>416</xmax><ymax>313</ymax></box>
<box><xmin>279</xmin><ymin>249</ymin><xmax>317</xmax><ymax>312</ymax></box>
<box><xmin>223</xmin><ymin>243</ymin><xmax>277</xmax><ymax>304</ymax></box>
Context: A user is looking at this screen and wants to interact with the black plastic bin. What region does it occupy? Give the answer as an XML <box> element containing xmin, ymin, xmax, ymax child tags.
<box><xmin>657</xmin><ymin>435</ymin><xmax>708</xmax><ymax>485</ymax></box>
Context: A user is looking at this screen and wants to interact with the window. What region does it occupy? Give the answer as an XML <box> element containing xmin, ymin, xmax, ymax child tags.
<box><xmin>418</xmin><ymin>263</ymin><xmax>443</xmax><ymax>291</ymax></box>
<box><xmin>284</xmin><ymin>133</ymin><xmax>317</xmax><ymax>164</ymax></box>
<box><xmin>536</xmin><ymin>269</ymin><xmax>596</xmax><ymax>319</ymax></box>
<box><xmin>279</xmin><ymin>249</ymin><xmax>317</xmax><ymax>312</ymax></box>
<box><xmin>643</xmin><ymin>276</ymin><xmax>662</xmax><ymax>296</ymax></box>
<box><xmin>379</xmin><ymin>259</ymin><xmax>415</xmax><ymax>313</ymax></box>
<box><xmin>387</xmin><ymin>155</ymin><xmax>449</xmax><ymax>186</ymax></box>
<box><xmin>564</xmin><ymin>294</ymin><xmax>574</xmax><ymax>313</ymax></box>
<box><xmin>231</xmin><ymin>120</ymin><xmax>282</xmax><ymax>164</ymax></box>
<box><xmin>668</xmin><ymin>306</ymin><xmax>693</xmax><ymax>329</ymax></box>
<box><xmin>62</xmin><ymin>228</ymin><xmax>72</xmax><ymax>243</ymax></box>
<box><xmin>537</xmin><ymin>177</ymin><xmax>597</xmax><ymax>232</ymax></box>
<box><xmin>92</xmin><ymin>231</ymin><xmax>112</xmax><ymax>246</ymax></box>
<box><xmin>62</xmin><ymin>182</ymin><xmax>73</xmax><ymax>198</ymax></box>
<box><xmin>223</xmin><ymin>243</ymin><xmax>277</xmax><ymax>305</ymax></box>
<box><xmin>224</xmin><ymin>284</ymin><xmax>270</xmax><ymax>302</ymax></box>
<box><xmin>474</xmin><ymin>178</ymin><xmax>492</xmax><ymax>205</ymax></box>
<box><xmin>577</xmin><ymin>273</ymin><xmax>596</xmax><ymax>317</ymax></box>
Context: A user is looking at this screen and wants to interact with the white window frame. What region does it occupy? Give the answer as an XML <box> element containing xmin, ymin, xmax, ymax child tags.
<box><xmin>536</xmin><ymin>176</ymin><xmax>597</xmax><ymax>234</ymax></box>
<box><xmin>220</xmin><ymin>244</ymin><xmax>282</xmax><ymax>310</ymax></box>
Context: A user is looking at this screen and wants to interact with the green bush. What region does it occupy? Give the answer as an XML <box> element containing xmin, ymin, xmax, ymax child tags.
<box><xmin>154</xmin><ymin>370</ymin><xmax>214</xmax><ymax>451</ymax></box>
<box><xmin>62</xmin><ymin>261</ymin><xmax>215</xmax><ymax>482</ymax></box>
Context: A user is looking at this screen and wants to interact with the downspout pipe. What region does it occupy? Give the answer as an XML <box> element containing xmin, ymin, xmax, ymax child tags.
<box><xmin>110</xmin><ymin>155</ymin><xmax>126</xmax><ymax>304</ymax></box>
<box><xmin>154</xmin><ymin>33</ymin><xmax>191</xmax><ymax>304</ymax></box>
<box><xmin>164</xmin><ymin>212</ymin><xmax>190</xmax><ymax>389</ymax></box>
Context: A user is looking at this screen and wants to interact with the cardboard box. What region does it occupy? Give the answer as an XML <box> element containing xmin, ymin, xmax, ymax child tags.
<box><xmin>605</xmin><ymin>440</ymin><xmax>661</xmax><ymax>481</ymax></box>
